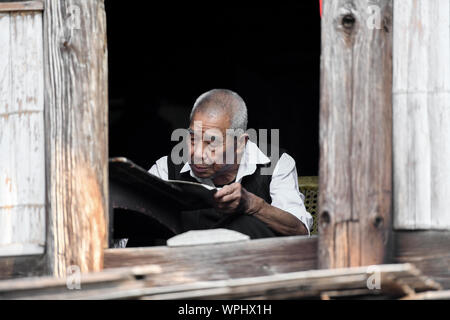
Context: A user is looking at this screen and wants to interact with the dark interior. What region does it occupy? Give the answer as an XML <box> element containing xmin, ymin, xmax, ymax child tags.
<box><xmin>105</xmin><ymin>2</ymin><xmax>321</xmax><ymax>246</ymax></box>
<box><xmin>106</xmin><ymin>1</ymin><xmax>321</xmax><ymax>176</ymax></box>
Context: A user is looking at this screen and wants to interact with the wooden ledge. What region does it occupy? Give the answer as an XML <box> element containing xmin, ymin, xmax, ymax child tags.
<box><xmin>0</xmin><ymin>263</ymin><xmax>441</xmax><ymax>300</ymax></box>
<box><xmin>393</xmin><ymin>230</ymin><xmax>450</xmax><ymax>289</ymax></box>
<box><xmin>105</xmin><ymin>236</ymin><xmax>318</xmax><ymax>286</ymax></box>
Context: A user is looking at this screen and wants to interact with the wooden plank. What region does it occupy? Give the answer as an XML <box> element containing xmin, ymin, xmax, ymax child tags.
<box><xmin>0</xmin><ymin>264</ymin><xmax>161</xmax><ymax>299</ymax></box>
<box><xmin>0</xmin><ymin>11</ymin><xmax>45</xmax><ymax>258</ymax></box>
<box><xmin>393</xmin><ymin>0</ymin><xmax>450</xmax><ymax>230</ymax></box>
<box><xmin>320</xmin><ymin>288</ymin><xmax>381</xmax><ymax>300</ymax></box>
<box><xmin>132</xmin><ymin>264</ymin><xmax>438</xmax><ymax>300</ymax></box>
<box><xmin>0</xmin><ymin>13</ymin><xmax>11</xmax><ymax>114</ymax></box>
<box><xmin>401</xmin><ymin>290</ymin><xmax>450</xmax><ymax>300</ymax></box>
<box><xmin>393</xmin><ymin>230</ymin><xmax>450</xmax><ymax>289</ymax></box>
<box><xmin>9</xmin><ymin>12</ymin><xmax>44</xmax><ymax>114</ymax></box>
<box><xmin>0</xmin><ymin>263</ymin><xmax>436</xmax><ymax>300</ymax></box>
<box><xmin>104</xmin><ymin>236</ymin><xmax>318</xmax><ymax>286</ymax></box>
<box><xmin>0</xmin><ymin>206</ymin><xmax>45</xmax><ymax>256</ymax></box>
<box><xmin>0</xmin><ymin>255</ymin><xmax>46</xmax><ymax>280</ymax></box>
<box><xmin>319</xmin><ymin>0</ymin><xmax>393</xmax><ymax>268</ymax></box>
<box><xmin>0</xmin><ymin>1</ymin><xmax>43</xmax><ymax>12</ymax></box>
<box><xmin>43</xmin><ymin>0</ymin><xmax>109</xmax><ymax>277</ymax></box>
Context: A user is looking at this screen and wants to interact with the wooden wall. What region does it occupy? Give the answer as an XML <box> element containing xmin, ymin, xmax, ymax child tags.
<box><xmin>393</xmin><ymin>0</ymin><xmax>450</xmax><ymax>230</ymax></box>
<box><xmin>392</xmin><ymin>0</ymin><xmax>450</xmax><ymax>289</ymax></box>
<box><xmin>0</xmin><ymin>0</ymin><xmax>109</xmax><ymax>279</ymax></box>
<box><xmin>0</xmin><ymin>6</ymin><xmax>45</xmax><ymax>257</ymax></box>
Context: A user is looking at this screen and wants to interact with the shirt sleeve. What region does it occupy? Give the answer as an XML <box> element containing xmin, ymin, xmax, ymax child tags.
<box><xmin>269</xmin><ymin>153</ymin><xmax>314</xmax><ymax>235</ymax></box>
<box><xmin>148</xmin><ymin>156</ymin><xmax>169</xmax><ymax>180</ymax></box>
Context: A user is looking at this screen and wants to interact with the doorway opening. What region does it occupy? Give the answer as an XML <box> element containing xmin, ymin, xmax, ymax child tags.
<box><xmin>105</xmin><ymin>2</ymin><xmax>321</xmax><ymax>246</ymax></box>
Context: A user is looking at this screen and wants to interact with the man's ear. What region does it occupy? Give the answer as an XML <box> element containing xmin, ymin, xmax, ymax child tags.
<box><xmin>242</xmin><ymin>133</ymin><xmax>249</xmax><ymax>144</ymax></box>
<box><xmin>236</xmin><ymin>133</ymin><xmax>249</xmax><ymax>154</ymax></box>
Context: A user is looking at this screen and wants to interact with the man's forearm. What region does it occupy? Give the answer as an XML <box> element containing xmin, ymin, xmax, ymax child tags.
<box><xmin>244</xmin><ymin>191</ymin><xmax>309</xmax><ymax>236</ymax></box>
<box><xmin>213</xmin><ymin>183</ymin><xmax>309</xmax><ymax>236</ymax></box>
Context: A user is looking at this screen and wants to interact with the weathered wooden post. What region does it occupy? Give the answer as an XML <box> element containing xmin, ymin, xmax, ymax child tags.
<box><xmin>44</xmin><ymin>0</ymin><xmax>109</xmax><ymax>277</ymax></box>
<box><xmin>319</xmin><ymin>0</ymin><xmax>393</xmax><ymax>268</ymax></box>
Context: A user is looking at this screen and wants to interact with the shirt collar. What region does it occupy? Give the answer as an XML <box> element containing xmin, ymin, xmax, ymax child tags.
<box><xmin>180</xmin><ymin>140</ymin><xmax>270</xmax><ymax>185</ymax></box>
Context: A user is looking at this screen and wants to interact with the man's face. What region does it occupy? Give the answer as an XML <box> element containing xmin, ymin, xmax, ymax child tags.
<box><xmin>188</xmin><ymin>111</ymin><xmax>240</xmax><ymax>179</ymax></box>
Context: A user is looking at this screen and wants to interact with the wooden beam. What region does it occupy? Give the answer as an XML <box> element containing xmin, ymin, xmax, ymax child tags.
<box><xmin>43</xmin><ymin>0</ymin><xmax>109</xmax><ymax>277</ymax></box>
<box><xmin>0</xmin><ymin>263</ymin><xmax>440</xmax><ymax>300</ymax></box>
<box><xmin>393</xmin><ymin>230</ymin><xmax>450</xmax><ymax>289</ymax></box>
<box><xmin>319</xmin><ymin>0</ymin><xmax>393</xmax><ymax>268</ymax></box>
<box><xmin>401</xmin><ymin>290</ymin><xmax>450</xmax><ymax>300</ymax></box>
<box><xmin>104</xmin><ymin>236</ymin><xmax>318</xmax><ymax>286</ymax></box>
<box><xmin>0</xmin><ymin>255</ymin><xmax>46</xmax><ymax>280</ymax></box>
<box><xmin>393</xmin><ymin>0</ymin><xmax>450</xmax><ymax>230</ymax></box>
<box><xmin>0</xmin><ymin>1</ymin><xmax>44</xmax><ymax>12</ymax></box>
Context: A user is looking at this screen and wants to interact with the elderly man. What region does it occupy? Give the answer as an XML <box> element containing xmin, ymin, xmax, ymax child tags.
<box><xmin>149</xmin><ymin>89</ymin><xmax>312</xmax><ymax>238</ymax></box>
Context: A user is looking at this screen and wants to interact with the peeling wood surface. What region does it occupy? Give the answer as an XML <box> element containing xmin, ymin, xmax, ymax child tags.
<box><xmin>393</xmin><ymin>0</ymin><xmax>450</xmax><ymax>230</ymax></box>
<box><xmin>319</xmin><ymin>0</ymin><xmax>393</xmax><ymax>268</ymax></box>
<box><xmin>0</xmin><ymin>11</ymin><xmax>45</xmax><ymax>257</ymax></box>
<box><xmin>104</xmin><ymin>236</ymin><xmax>318</xmax><ymax>286</ymax></box>
<box><xmin>0</xmin><ymin>263</ymin><xmax>440</xmax><ymax>300</ymax></box>
<box><xmin>43</xmin><ymin>0</ymin><xmax>109</xmax><ymax>277</ymax></box>
<box><xmin>0</xmin><ymin>1</ymin><xmax>43</xmax><ymax>12</ymax></box>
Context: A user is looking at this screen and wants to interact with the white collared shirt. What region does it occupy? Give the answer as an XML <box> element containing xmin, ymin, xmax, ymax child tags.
<box><xmin>149</xmin><ymin>140</ymin><xmax>313</xmax><ymax>235</ymax></box>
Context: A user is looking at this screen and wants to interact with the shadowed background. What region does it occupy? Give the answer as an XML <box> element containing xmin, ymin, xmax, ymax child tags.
<box><xmin>106</xmin><ymin>2</ymin><xmax>320</xmax><ymax>176</ymax></box>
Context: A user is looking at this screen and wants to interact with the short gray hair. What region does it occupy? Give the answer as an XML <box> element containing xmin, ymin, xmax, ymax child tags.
<box><xmin>190</xmin><ymin>89</ymin><xmax>248</xmax><ymax>130</ymax></box>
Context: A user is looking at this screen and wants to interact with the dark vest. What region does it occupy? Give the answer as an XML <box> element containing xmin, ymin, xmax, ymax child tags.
<box><xmin>167</xmin><ymin>145</ymin><xmax>286</xmax><ymax>233</ymax></box>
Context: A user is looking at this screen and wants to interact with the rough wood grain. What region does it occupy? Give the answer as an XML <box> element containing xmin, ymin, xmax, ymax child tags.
<box><xmin>43</xmin><ymin>0</ymin><xmax>109</xmax><ymax>277</ymax></box>
<box><xmin>393</xmin><ymin>230</ymin><xmax>450</xmax><ymax>289</ymax></box>
<box><xmin>0</xmin><ymin>11</ymin><xmax>45</xmax><ymax>257</ymax></box>
<box><xmin>0</xmin><ymin>1</ymin><xmax>43</xmax><ymax>12</ymax></box>
<box><xmin>319</xmin><ymin>0</ymin><xmax>393</xmax><ymax>268</ymax></box>
<box><xmin>393</xmin><ymin>0</ymin><xmax>450</xmax><ymax>230</ymax></box>
<box><xmin>0</xmin><ymin>254</ymin><xmax>46</xmax><ymax>280</ymax></box>
<box><xmin>104</xmin><ymin>236</ymin><xmax>318</xmax><ymax>286</ymax></box>
<box><xmin>0</xmin><ymin>263</ymin><xmax>439</xmax><ymax>300</ymax></box>
<box><xmin>401</xmin><ymin>290</ymin><xmax>450</xmax><ymax>300</ymax></box>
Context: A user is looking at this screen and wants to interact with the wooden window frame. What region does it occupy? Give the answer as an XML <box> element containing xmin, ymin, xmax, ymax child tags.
<box><xmin>0</xmin><ymin>0</ymin><xmax>393</xmax><ymax>279</ymax></box>
<box><xmin>1</xmin><ymin>1</ymin><xmax>449</xmax><ymax>291</ymax></box>
<box><xmin>104</xmin><ymin>0</ymin><xmax>394</xmax><ymax>275</ymax></box>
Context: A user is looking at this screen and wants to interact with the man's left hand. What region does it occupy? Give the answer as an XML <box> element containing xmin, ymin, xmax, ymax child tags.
<box><xmin>213</xmin><ymin>182</ymin><xmax>264</xmax><ymax>214</ymax></box>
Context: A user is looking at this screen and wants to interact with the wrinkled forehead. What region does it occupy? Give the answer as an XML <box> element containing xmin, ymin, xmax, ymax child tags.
<box><xmin>188</xmin><ymin>124</ymin><xmax>227</xmax><ymax>143</ymax></box>
<box><xmin>189</xmin><ymin>110</ymin><xmax>231</xmax><ymax>132</ymax></box>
